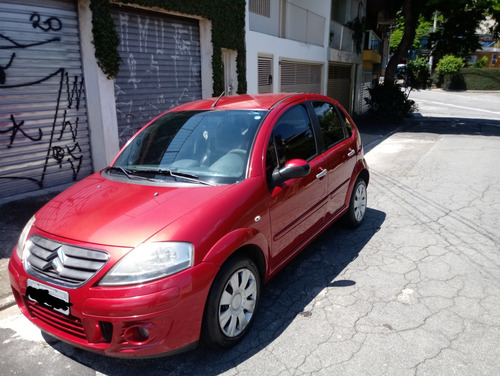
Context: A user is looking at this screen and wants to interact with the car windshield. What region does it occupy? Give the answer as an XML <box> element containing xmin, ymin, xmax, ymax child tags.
<box><xmin>111</xmin><ymin>110</ymin><xmax>267</xmax><ymax>185</ymax></box>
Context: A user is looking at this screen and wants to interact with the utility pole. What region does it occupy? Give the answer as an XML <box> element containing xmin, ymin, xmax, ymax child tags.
<box><xmin>428</xmin><ymin>11</ymin><xmax>438</xmax><ymax>74</ymax></box>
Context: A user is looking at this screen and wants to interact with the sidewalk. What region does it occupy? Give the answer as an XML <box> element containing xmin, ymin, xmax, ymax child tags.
<box><xmin>0</xmin><ymin>116</ymin><xmax>402</xmax><ymax>311</ymax></box>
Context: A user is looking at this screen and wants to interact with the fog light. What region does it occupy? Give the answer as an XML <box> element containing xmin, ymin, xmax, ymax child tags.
<box><xmin>124</xmin><ymin>325</ymin><xmax>150</xmax><ymax>344</ymax></box>
<box><xmin>138</xmin><ymin>327</ymin><xmax>150</xmax><ymax>341</ymax></box>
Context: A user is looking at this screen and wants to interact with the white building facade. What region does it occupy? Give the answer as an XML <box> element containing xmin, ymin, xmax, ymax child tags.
<box><xmin>246</xmin><ymin>0</ymin><xmax>367</xmax><ymax>114</ymax></box>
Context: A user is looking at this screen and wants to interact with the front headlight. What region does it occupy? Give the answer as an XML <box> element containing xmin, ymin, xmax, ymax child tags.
<box><xmin>16</xmin><ymin>215</ymin><xmax>36</xmax><ymax>259</ymax></box>
<box><xmin>99</xmin><ymin>242</ymin><xmax>194</xmax><ymax>286</ymax></box>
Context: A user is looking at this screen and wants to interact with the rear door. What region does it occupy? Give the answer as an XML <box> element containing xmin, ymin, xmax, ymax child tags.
<box><xmin>312</xmin><ymin>101</ymin><xmax>357</xmax><ymax>217</ymax></box>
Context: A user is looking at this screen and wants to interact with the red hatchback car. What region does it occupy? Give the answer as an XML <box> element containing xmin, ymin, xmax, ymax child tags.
<box><xmin>9</xmin><ymin>93</ymin><xmax>369</xmax><ymax>357</ymax></box>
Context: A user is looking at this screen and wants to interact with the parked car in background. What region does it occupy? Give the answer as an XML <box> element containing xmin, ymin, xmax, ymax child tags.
<box><xmin>396</xmin><ymin>63</ymin><xmax>408</xmax><ymax>86</ymax></box>
<box><xmin>9</xmin><ymin>93</ymin><xmax>369</xmax><ymax>357</ymax></box>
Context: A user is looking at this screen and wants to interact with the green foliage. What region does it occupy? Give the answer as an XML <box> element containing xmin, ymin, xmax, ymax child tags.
<box><xmin>89</xmin><ymin>0</ymin><xmax>121</xmax><ymax>79</ymax></box>
<box><xmin>473</xmin><ymin>56</ymin><xmax>488</xmax><ymax>68</ymax></box>
<box><xmin>407</xmin><ymin>57</ymin><xmax>431</xmax><ymax>89</ymax></box>
<box><xmin>434</xmin><ymin>55</ymin><xmax>465</xmax><ymax>90</ymax></box>
<box><xmin>428</xmin><ymin>7</ymin><xmax>482</xmax><ymax>61</ymax></box>
<box><xmin>436</xmin><ymin>55</ymin><xmax>464</xmax><ymax>75</ymax></box>
<box><xmin>387</xmin><ymin>0</ymin><xmax>499</xmax><ymax>82</ymax></box>
<box><xmin>390</xmin><ymin>26</ymin><xmax>404</xmax><ymax>54</ymax></box>
<box><xmin>462</xmin><ymin>68</ymin><xmax>500</xmax><ymax>90</ymax></box>
<box><xmin>390</xmin><ymin>14</ymin><xmax>439</xmax><ymax>54</ymax></box>
<box><xmin>346</xmin><ymin>16</ymin><xmax>366</xmax><ymax>54</ymax></box>
<box><xmin>365</xmin><ymin>82</ymin><xmax>417</xmax><ymax>117</ymax></box>
<box><xmin>90</xmin><ymin>0</ymin><xmax>247</xmax><ymax>95</ymax></box>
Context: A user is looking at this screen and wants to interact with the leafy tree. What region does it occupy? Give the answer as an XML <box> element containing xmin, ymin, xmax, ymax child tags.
<box><xmin>390</xmin><ymin>15</ymin><xmax>438</xmax><ymax>53</ymax></box>
<box><xmin>384</xmin><ymin>0</ymin><xmax>500</xmax><ymax>83</ymax></box>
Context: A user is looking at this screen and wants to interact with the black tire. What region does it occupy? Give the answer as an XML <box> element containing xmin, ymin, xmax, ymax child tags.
<box><xmin>202</xmin><ymin>257</ymin><xmax>261</xmax><ymax>348</ymax></box>
<box><xmin>344</xmin><ymin>178</ymin><xmax>367</xmax><ymax>227</ymax></box>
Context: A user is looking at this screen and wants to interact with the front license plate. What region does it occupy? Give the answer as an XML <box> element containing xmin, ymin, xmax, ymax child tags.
<box><xmin>26</xmin><ymin>279</ymin><xmax>72</xmax><ymax>316</ymax></box>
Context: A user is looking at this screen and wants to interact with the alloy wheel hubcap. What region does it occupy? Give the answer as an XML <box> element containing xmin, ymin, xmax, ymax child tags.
<box><xmin>354</xmin><ymin>183</ymin><xmax>367</xmax><ymax>221</ymax></box>
<box><xmin>218</xmin><ymin>268</ymin><xmax>257</xmax><ymax>337</ymax></box>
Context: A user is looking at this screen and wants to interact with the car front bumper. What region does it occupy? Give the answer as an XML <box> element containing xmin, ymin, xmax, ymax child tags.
<box><xmin>8</xmin><ymin>250</ymin><xmax>219</xmax><ymax>357</ymax></box>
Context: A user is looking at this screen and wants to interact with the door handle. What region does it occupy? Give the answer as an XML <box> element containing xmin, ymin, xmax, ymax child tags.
<box><xmin>347</xmin><ymin>149</ymin><xmax>355</xmax><ymax>157</ymax></box>
<box><xmin>316</xmin><ymin>169</ymin><xmax>327</xmax><ymax>179</ymax></box>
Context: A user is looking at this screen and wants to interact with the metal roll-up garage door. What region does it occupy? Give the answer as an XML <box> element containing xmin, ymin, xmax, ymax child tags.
<box><xmin>112</xmin><ymin>7</ymin><xmax>202</xmax><ymax>147</ymax></box>
<box><xmin>280</xmin><ymin>60</ymin><xmax>322</xmax><ymax>94</ymax></box>
<box><xmin>327</xmin><ymin>64</ymin><xmax>352</xmax><ymax>111</ymax></box>
<box><xmin>0</xmin><ymin>0</ymin><xmax>92</xmax><ymax>200</ymax></box>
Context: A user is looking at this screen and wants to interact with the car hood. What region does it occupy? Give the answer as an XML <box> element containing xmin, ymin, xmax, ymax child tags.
<box><xmin>33</xmin><ymin>172</ymin><xmax>231</xmax><ymax>247</ymax></box>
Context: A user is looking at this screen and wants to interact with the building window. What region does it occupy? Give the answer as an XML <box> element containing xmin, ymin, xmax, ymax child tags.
<box><xmin>492</xmin><ymin>54</ymin><xmax>497</xmax><ymax>66</ymax></box>
<box><xmin>250</xmin><ymin>0</ymin><xmax>271</xmax><ymax>18</ymax></box>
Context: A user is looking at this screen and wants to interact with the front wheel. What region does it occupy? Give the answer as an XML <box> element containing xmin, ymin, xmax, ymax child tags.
<box><xmin>202</xmin><ymin>257</ymin><xmax>261</xmax><ymax>348</ymax></box>
<box><xmin>345</xmin><ymin>178</ymin><xmax>367</xmax><ymax>227</ymax></box>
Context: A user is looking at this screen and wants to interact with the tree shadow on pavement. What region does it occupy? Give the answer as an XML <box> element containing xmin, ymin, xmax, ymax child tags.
<box><xmin>404</xmin><ymin>117</ymin><xmax>500</xmax><ymax>137</ymax></box>
<box><xmin>357</xmin><ymin>114</ymin><xmax>500</xmax><ymax>155</ymax></box>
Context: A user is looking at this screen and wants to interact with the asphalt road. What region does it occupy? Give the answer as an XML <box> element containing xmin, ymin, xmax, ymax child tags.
<box><xmin>1</xmin><ymin>90</ymin><xmax>499</xmax><ymax>376</ymax></box>
<box><xmin>409</xmin><ymin>89</ymin><xmax>500</xmax><ymax>119</ymax></box>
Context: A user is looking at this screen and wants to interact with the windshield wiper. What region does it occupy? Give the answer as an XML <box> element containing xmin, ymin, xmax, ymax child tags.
<box><xmin>140</xmin><ymin>168</ymin><xmax>215</xmax><ymax>186</ymax></box>
<box><xmin>106</xmin><ymin>166</ymin><xmax>133</xmax><ymax>178</ymax></box>
<box><xmin>105</xmin><ymin>166</ymin><xmax>158</xmax><ymax>182</ymax></box>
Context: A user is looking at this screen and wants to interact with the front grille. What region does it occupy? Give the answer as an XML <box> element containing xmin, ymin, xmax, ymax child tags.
<box><xmin>25</xmin><ymin>235</ymin><xmax>109</xmax><ymax>287</ymax></box>
<box><xmin>26</xmin><ymin>298</ymin><xmax>87</xmax><ymax>340</ymax></box>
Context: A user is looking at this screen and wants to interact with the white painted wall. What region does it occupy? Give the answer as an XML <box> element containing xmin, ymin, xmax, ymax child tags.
<box><xmin>246</xmin><ymin>0</ymin><xmax>331</xmax><ymax>94</ymax></box>
<box><xmin>78</xmin><ymin>0</ymin><xmax>120</xmax><ymax>170</ymax></box>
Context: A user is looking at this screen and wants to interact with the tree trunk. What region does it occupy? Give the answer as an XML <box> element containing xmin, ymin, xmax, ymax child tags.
<box><xmin>384</xmin><ymin>0</ymin><xmax>422</xmax><ymax>84</ymax></box>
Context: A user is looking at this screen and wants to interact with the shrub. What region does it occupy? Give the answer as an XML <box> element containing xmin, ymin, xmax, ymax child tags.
<box><xmin>435</xmin><ymin>55</ymin><xmax>465</xmax><ymax>90</ymax></box>
<box><xmin>436</xmin><ymin>55</ymin><xmax>464</xmax><ymax>76</ymax></box>
<box><xmin>436</xmin><ymin>55</ymin><xmax>464</xmax><ymax>75</ymax></box>
<box><xmin>407</xmin><ymin>57</ymin><xmax>431</xmax><ymax>89</ymax></box>
<box><xmin>365</xmin><ymin>82</ymin><xmax>417</xmax><ymax>117</ymax></box>
<box><xmin>473</xmin><ymin>56</ymin><xmax>488</xmax><ymax>68</ymax></box>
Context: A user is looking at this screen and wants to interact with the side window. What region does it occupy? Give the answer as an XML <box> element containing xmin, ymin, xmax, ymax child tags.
<box><xmin>339</xmin><ymin>108</ymin><xmax>353</xmax><ymax>138</ymax></box>
<box><xmin>313</xmin><ymin>101</ymin><xmax>345</xmax><ymax>149</ymax></box>
<box><xmin>267</xmin><ymin>105</ymin><xmax>316</xmax><ymax>170</ymax></box>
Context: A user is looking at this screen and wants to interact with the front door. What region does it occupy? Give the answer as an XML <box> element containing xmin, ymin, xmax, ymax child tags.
<box><xmin>266</xmin><ymin>104</ymin><xmax>328</xmax><ymax>268</ymax></box>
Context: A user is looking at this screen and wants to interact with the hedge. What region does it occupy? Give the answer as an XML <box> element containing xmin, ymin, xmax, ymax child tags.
<box><xmin>461</xmin><ymin>68</ymin><xmax>500</xmax><ymax>90</ymax></box>
<box><xmin>437</xmin><ymin>68</ymin><xmax>500</xmax><ymax>90</ymax></box>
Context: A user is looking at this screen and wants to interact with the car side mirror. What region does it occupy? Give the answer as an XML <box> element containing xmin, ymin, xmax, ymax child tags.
<box><xmin>272</xmin><ymin>159</ymin><xmax>310</xmax><ymax>185</ymax></box>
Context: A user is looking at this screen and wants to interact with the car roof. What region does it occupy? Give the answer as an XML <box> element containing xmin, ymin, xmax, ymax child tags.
<box><xmin>171</xmin><ymin>93</ymin><xmax>334</xmax><ymax>111</ymax></box>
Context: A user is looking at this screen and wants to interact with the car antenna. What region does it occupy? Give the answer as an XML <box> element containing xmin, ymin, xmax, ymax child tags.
<box><xmin>211</xmin><ymin>91</ymin><xmax>225</xmax><ymax>108</ymax></box>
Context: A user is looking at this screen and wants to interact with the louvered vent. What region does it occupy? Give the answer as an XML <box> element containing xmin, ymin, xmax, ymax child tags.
<box><xmin>258</xmin><ymin>57</ymin><xmax>273</xmax><ymax>93</ymax></box>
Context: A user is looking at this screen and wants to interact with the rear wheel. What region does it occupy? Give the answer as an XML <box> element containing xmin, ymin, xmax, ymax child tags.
<box><xmin>345</xmin><ymin>178</ymin><xmax>367</xmax><ymax>227</ymax></box>
<box><xmin>202</xmin><ymin>257</ymin><xmax>261</xmax><ymax>348</ymax></box>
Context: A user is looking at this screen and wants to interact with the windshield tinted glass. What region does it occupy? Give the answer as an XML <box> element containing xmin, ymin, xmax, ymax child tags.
<box><xmin>112</xmin><ymin>110</ymin><xmax>267</xmax><ymax>185</ymax></box>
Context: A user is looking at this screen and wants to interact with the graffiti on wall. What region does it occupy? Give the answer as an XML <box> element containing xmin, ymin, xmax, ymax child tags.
<box><xmin>114</xmin><ymin>12</ymin><xmax>202</xmax><ymax>146</ymax></box>
<box><xmin>0</xmin><ymin>11</ymin><xmax>86</xmax><ymax>188</ymax></box>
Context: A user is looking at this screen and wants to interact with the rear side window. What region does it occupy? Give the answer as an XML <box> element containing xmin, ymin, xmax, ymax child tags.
<box><xmin>268</xmin><ymin>105</ymin><xmax>316</xmax><ymax>168</ymax></box>
<box><xmin>313</xmin><ymin>101</ymin><xmax>346</xmax><ymax>149</ymax></box>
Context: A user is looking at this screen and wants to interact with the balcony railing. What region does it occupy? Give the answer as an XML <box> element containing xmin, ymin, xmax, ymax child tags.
<box><xmin>249</xmin><ymin>2</ymin><xmax>326</xmax><ymax>47</ymax></box>
<box><xmin>284</xmin><ymin>3</ymin><xmax>326</xmax><ymax>46</ymax></box>
<box><xmin>329</xmin><ymin>20</ymin><xmax>355</xmax><ymax>53</ymax></box>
